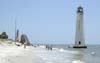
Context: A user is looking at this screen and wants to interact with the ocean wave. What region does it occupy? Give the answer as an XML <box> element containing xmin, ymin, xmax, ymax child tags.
<box><xmin>52</xmin><ymin>48</ymin><xmax>59</xmax><ymax>50</ymax></box>
<box><xmin>52</xmin><ymin>48</ymin><xmax>80</xmax><ymax>54</ymax></box>
<box><xmin>72</xmin><ymin>60</ymin><xmax>85</xmax><ymax>63</ymax></box>
<box><xmin>39</xmin><ymin>45</ymin><xmax>46</xmax><ymax>48</ymax></box>
<box><xmin>59</xmin><ymin>48</ymin><xmax>66</xmax><ymax>52</ymax></box>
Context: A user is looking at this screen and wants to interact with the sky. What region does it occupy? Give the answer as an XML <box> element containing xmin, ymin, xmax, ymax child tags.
<box><xmin>0</xmin><ymin>0</ymin><xmax>100</xmax><ymax>44</ymax></box>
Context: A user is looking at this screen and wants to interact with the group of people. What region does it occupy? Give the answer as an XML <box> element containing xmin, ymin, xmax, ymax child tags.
<box><xmin>46</xmin><ymin>45</ymin><xmax>52</xmax><ymax>50</ymax></box>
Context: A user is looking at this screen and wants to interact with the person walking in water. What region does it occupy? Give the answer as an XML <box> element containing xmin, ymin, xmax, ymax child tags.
<box><xmin>24</xmin><ymin>42</ymin><xmax>27</xmax><ymax>49</ymax></box>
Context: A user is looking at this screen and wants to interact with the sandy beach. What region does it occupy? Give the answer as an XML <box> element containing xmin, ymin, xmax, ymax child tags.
<box><xmin>0</xmin><ymin>45</ymin><xmax>44</xmax><ymax>63</ymax></box>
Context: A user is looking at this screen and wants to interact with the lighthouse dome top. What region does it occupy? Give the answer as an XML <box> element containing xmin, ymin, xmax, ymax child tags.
<box><xmin>77</xmin><ymin>6</ymin><xmax>83</xmax><ymax>13</ymax></box>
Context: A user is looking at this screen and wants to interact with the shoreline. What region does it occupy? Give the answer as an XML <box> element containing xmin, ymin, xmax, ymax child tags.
<box><xmin>0</xmin><ymin>44</ymin><xmax>100</xmax><ymax>63</ymax></box>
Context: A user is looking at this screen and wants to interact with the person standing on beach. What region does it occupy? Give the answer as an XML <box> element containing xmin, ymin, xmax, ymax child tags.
<box><xmin>24</xmin><ymin>42</ymin><xmax>27</xmax><ymax>49</ymax></box>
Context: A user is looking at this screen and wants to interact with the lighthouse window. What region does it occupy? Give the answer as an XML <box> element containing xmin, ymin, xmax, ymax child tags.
<box><xmin>79</xmin><ymin>41</ymin><xmax>81</xmax><ymax>45</ymax></box>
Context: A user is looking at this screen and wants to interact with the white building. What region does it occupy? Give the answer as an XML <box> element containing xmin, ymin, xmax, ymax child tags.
<box><xmin>73</xmin><ymin>6</ymin><xmax>87</xmax><ymax>48</ymax></box>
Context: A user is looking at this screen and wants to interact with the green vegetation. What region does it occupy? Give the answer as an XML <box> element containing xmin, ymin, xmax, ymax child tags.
<box><xmin>0</xmin><ymin>32</ymin><xmax>8</xmax><ymax>39</ymax></box>
<box><xmin>0</xmin><ymin>39</ymin><xmax>14</xmax><ymax>46</ymax></box>
<box><xmin>0</xmin><ymin>32</ymin><xmax>14</xmax><ymax>46</ymax></box>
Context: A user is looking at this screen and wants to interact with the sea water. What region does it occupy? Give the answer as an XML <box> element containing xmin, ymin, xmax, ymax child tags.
<box><xmin>33</xmin><ymin>45</ymin><xmax>100</xmax><ymax>63</ymax></box>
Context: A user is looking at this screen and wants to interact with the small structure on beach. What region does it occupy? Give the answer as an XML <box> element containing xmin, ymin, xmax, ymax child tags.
<box><xmin>20</xmin><ymin>34</ymin><xmax>31</xmax><ymax>46</ymax></box>
<box><xmin>15</xmin><ymin>29</ymin><xmax>32</xmax><ymax>46</ymax></box>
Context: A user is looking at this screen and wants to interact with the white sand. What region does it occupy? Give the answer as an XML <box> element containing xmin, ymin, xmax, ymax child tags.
<box><xmin>0</xmin><ymin>45</ymin><xmax>45</xmax><ymax>63</ymax></box>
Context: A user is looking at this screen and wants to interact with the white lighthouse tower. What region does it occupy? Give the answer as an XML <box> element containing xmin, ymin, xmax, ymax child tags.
<box><xmin>73</xmin><ymin>6</ymin><xmax>87</xmax><ymax>48</ymax></box>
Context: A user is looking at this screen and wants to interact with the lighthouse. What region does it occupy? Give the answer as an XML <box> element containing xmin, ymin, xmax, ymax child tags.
<box><xmin>73</xmin><ymin>6</ymin><xmax>87</xmax><ymax>48</ymax></box>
